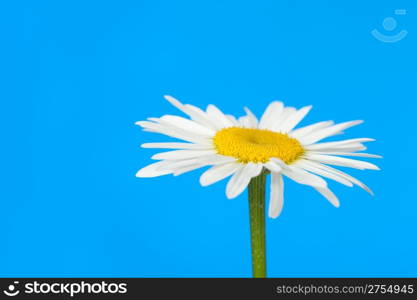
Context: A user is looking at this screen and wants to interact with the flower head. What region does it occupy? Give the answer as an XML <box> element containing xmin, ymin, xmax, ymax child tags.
<box><xmin>136</xmin><ymin>96</ymin><xmax>380</xmax><ymax>218</ymax></box>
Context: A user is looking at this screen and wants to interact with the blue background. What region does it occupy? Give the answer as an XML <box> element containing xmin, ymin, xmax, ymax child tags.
<box><xmin>1</xmin><ymin>0</ymin><xmax>416</xmax><ymax>277</ymax></box>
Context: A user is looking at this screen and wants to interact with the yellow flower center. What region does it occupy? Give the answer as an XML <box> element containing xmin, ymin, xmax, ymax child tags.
<box><xmin>213</xmin><ymin>127</ymin><xmax>305</xmax><ymax>164</ymax></box>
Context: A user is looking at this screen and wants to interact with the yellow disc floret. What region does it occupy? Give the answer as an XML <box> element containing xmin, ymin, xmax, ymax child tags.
<box><xmin>213</xmin><ymin>127</ymin><xmax>305</xmax><ymax>164</ymax></box>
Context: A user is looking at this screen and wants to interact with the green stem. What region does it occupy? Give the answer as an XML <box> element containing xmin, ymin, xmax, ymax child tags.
<box><xmin>248</xmin><ymin>172</ymin><xmax>267</xmax><ymax>278</ymax></box>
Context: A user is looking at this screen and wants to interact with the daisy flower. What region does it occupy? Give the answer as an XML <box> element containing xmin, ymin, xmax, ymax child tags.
<box><xmin>136</xmin><ymin>95</ymin><xmax>380</xmax><ymax>278</ymax></box>
<box><xmin>136</xmin><ymin>95</ymin><xmax>380</xmax><ymax>219</ymax></box>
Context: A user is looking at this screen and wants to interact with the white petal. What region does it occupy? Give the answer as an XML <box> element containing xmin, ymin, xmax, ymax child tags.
<box><xmin>158</xmin><ymin>115</ymin><xmax>216</xmax><ymax>136</ymax></box>
<box><xmin>200</xmin><ymin>162</ymin><xmax>241</xmax><ymax>186</ymax></box>
<box><xmin>270</xmin><ymin>107</ymin><xmax>297</xmax><ymax>131</ymax></box>
<box><xmin>164</xmin><ymin>95</ymin><xmax>186</xmax><ymax>113</ymax></box>
<box><xmin>226</xmin><ymin>114</ymin><xmax>239</xmax><ymax>125</ymax></box>
<box><xmin>259</xmin><ymin>101</ymin><xmax>284</xmax><ymax>129</ymax></box>
<box><xmin>309</xmin><ymin>151</ymin><xmax>382</xmax><ymax>158</ymax></box>
<box><xmin>173</xmin><ymin>162</ymin><xmax>208</xmax><ymax>176</ymax></box>
<box><xmin>160</xmin><ymin>155</ymin><xmax>233</xmax><ymax>170</ymax></box>
<box><xmin>302</xmin><ymin>161</ymin><xmax>374</xmax><ymax>195</ymax></box>
<box><xmin>289</xmin><ymin>121</ymin><xmax>334</xmax><ymax>139</ymax></box>
<box><xmin>299</xmin><ymin>120</ymin><xmax>363</xmax><ymax>145</ymax></box>
<box><xmin>306</xmin><ymin>153</ymin><xmax>380</xmax><ymax>170</ymax></box>
<box><xmin>136</xmin><ymin>161</ymin><xmax>173</xmax><ymax>178</ymax></box>
<box><xmin>155</xmin><ymin>155</ymin><xmax>233</xmax><ymax>176</ymax></box>
<box><xmin>225</xmin><ymin>165</ymin><xmax>246</xmax><ymax>199</ymax></box>
<box><xmin>184</xmin><ymin>104</ymin><xmax>219</xmax><ymax>130</ymax></box>
<box><xmin>282</xmin><ymin>165</ymin><xmax>327</xmax><ymax>188</ymax></box>
<box><xmin>173</xmin><ymin>156</ymin><xmax>237</xmax><ymax>176</ymax></box>
<box><xmin>268</xmin><ymin>173</ymin><xmax>284</xmax><ymax>218</ymax></box>
<box><xmin>279</xmin><ymin>105</ymin><xmax>312</xmax><ymax>133</ymax></box>
<box><xmin>196</xmin><ymin>154</ymin><xmax>237</xmax><ymax>165</ymax></box>
<box><xmin>136</xmin><ymin>121</ymin><xmax>211</xmax><ymax>144</ymax></box>
<box><xmin>243</xmin><ymin>107</ymin><xmax>258</xmax><ymax>128</ymax></box>
<box><xmin>238</xmin><ymin>116</ymin><xmax>252</xmax><ymax>128</ymax></box>
<box><xmin>206</xmin><ymin>104</ymin><xmax>234</xmax><ymax>129</ymax></box>
<box><xmin>226</xmin><ymin>163</ymin><xmax>262</xmax><ymax>199</ymax></box>
<box><xmin>152</xmin><ymin>150</ymin><xmax>217</xmax><ymax>160</ymax></box>
<box><xmin>141</xmin><ymin>142</ymin><xmax>213</xmax><ymax>150</ymax></box>
<box><xmin>315</xmin><ymin>187</ymin><xmax>340</xmax><ymax>207</ymax></box>
<box><xmin>307</xmin><ymin>144</ymin><xmax>367</xmax><ymax>153</ymax></box>
<box><xmin>164</xmin><ymin>95</ymin><xmax>217</xmax><ymax>130</ymax></box>
<box><xmin>251</xmin><ymin>164</ymin><xmax>264</xmax><ymax>178</ymax></box>
<box><xmin>305</xmin><ymin>138</ymin><xmax>375</xmax><ymax>151</ymax></box>
<box><xmin>166</xmin><ymin>154</ymin><xmax>235</xmax><ymax>168</ymax></box>
<box><xmin>294</xmin><ymin>159</ymin><xmax>353</xmax><ymax>187</ymax></box>
<box><xmin>269</xmin><ymin>157</ymin><xmax>287</xmax><ymax>168</ymax></box>
<box><xmin>156</xmin><ymin>158</ymin><xmax>200</xmax><ymax>171</ymax></box>
<box><xmin>172</xmin><ymin>156</ymin><xmax>235</xmax><ymax>176</ymax></box>
<box><xmin>264</xmin><ymin>160</ymin><xmax>282</xmax><ymax>173</ymax></box>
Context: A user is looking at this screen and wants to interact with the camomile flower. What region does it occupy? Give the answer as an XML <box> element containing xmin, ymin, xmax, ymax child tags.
<box><xmin>136</xmin><ymin>95</ymin><xmax>380</xmax><ymax>218</ymax></box>
<box><xmin>136</xmin><ymin>95</ymin><xmax>380</xmax><ymax>278</ymax></box>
